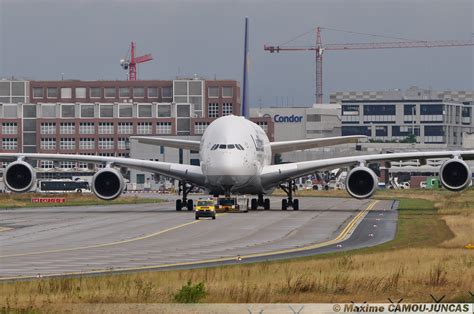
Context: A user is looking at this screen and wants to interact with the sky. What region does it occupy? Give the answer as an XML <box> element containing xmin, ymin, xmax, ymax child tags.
<box><xmin>1</xmin><ymin>0</ymin><xmax>473</xmax><ymax>105</ymax></box>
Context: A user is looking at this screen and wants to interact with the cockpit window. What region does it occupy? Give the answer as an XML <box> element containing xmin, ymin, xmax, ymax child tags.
<box><xmin>212</xmin><ymin>144</ymin><xmax>244</xmax><ymax>150</ymax></box>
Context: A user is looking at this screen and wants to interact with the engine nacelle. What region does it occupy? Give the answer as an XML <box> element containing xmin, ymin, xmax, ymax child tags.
<box><xmin>439</xmin><ymin>158</ymin><xmax>471</xmax><ymax>191</ymax></box>
<box><xmin>4</xmin><ymin>161</ymin><xmax>36</xmax><ymax>192</ymax></box>
<box><xmin>345</xmin><ymin>166</ymin><xmax>378</xmax><ymax>199</ymax></box>
<box><xmin>91</xmin><ymin>168</ymin><xmax>124</xmax><ymax>200</ymax></box>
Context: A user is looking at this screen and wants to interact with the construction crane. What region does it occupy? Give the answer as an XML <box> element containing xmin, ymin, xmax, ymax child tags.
<box><xmin>264</xmin><ymin>27</ymin><xmax>474</xmax><ymax>104</ymax></box>
<box><xmin>120</xmin><ymin>42</ymin><xmax>153</xmax><ymax>81</ymax></box>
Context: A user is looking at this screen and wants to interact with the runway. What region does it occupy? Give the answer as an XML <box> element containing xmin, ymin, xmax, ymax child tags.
<box><xmin>0</xmin><ymin>196</ymin><xmax>398</xmax><ymax>280</ymax></box>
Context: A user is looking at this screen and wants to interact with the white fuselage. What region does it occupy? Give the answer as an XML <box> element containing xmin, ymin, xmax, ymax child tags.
<box><xmin>199</xmin><ymin>115</ymin><xmax>272</xmax><ymax>195</ymax></box>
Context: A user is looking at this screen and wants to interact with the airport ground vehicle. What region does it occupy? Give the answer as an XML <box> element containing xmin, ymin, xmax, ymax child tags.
<box><xmin>216</xmin><ymin>196</ymin><xmax>249</xmax><ymax>212</ymax></box>
<box><xmin>37</xmin><ymin>180</ymin><xmax>90</xmax><ymax>193</ymax></box>
<box><xmin>216</xmin><ymin>197</ymin><xmax>239</xmax><ymax>210</ymax></box>
<box><xmin>426</xmin><ymin>177</ymin><xmax>442</xmax><ymax>189</ymax></box>
<box><xmin>195</xmin><ymin>199</ymin><xmax>216</xmax><ymax>220</ymax></box>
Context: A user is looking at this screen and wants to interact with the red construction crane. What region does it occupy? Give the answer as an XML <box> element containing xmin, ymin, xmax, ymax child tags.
<box><xmin>264</xmin><ymin>27</ymin><xmax>474</xmax><ymax>104</ymax></box>
<box><xmin>120</xmin><ymin>42</ymin><xmax>153</xmax><ymax>80</ymax></box>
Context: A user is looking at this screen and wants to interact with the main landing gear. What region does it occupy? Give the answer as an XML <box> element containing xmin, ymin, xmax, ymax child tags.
<box><xmin>279</xmin><ymin>180</ymin><xmax>299</xmax><ymax>211</ymax></box>
<box><xmin>176</xmin><ymin>181</ymin><xmax>194</xmax><ymax>211</ymax></box>
<box><xmin>250</xmin><ymin>193</ymin><xmax>271</xmax><ymax>210</ymax></box>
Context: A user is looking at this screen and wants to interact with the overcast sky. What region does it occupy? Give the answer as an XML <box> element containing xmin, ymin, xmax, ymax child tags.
<box><xmin>1</xmin><ymin>0</ymin><xmax>473</xmax><ymax>105</ymax></box>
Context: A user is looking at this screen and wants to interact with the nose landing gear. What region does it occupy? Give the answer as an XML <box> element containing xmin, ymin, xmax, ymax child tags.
<box><xmin>279</xmin><ymin>180</ymin><xmax>299</xmax><ymax>211</ymax></box>
<box><xmin>250</xmin><ymin>193</ymin><xmax>271</xmax><ymax>210</ymax></box>
<box><xmin>176</xmin><ymin>181</ymin><xmax>194</xmax><ymax>211</ymax></box>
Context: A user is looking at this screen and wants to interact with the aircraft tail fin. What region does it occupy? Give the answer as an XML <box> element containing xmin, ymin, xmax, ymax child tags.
<box><xmin>242</xmin><ymin>17</ymin><xmax>249</xmax><ymax>118</ymax></box>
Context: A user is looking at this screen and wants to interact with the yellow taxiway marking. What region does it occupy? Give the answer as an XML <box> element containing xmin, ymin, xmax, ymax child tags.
<box><xmin>0</xmin><ymin>227</ymin><xmax>13</xmax><ymax>232</ymax></box>
<box><xmin>0</xmin><ymin>214</ymin><xmax>226</xmax><ymax>259</ymax></box>
<box><xmin>0</xmin><ymin>201</ymin><xmax>379</xmax><ymax>281</ymax></box>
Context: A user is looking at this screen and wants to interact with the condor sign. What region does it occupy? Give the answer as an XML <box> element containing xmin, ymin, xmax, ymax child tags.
<box><xmin>263</xmin><ymin>114</ymin><xmax>303</xmax><ymax>123</ymax></box>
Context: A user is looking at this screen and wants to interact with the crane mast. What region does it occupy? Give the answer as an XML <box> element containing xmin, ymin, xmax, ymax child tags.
<box><xmin>120</xmin><ymin>42</ymin><xmax>153</xmax><ymax>81</ymax></box>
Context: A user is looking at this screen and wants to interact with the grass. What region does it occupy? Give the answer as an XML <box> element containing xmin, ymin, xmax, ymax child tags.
<box><xmin>0</xmin><ymin>192</ymin><xmax>164</xmax><ymax>209</ymax></box>
<box><xmin>1</xmin><ymin>190</ymin><xmax>473</xmax><ymax>310</ymax></box>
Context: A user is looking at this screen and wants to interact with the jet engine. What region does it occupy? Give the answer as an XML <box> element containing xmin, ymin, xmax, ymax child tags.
<box><xmin>439</xmin><ymin>158</ymin><xmax>471</xmax><ymax>191</ymax></box>
<box><xmin>345</xmin><ymin>166</ymin><xmax>378</xmax><ymax>199</ymax></box>
<box><xmin>4</xmin><ymin>161</ymin><xmax>36</xmax><ymax>192</ymax></box>
<box><xmin>91</xmin><ymin>168</ymin><xmax>124</xmax><ymax>200</ymax></box>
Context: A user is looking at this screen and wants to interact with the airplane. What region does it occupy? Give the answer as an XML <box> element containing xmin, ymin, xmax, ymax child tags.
<box><xmin>1</xmin><ymin>18</ymin><xmax>473</xmax><ymax>211</ymax></box>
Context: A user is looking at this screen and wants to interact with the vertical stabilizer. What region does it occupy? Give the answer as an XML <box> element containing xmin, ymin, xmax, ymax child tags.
<box><xmin>242</xmin><ymin>17</ymin><xmax>249</xmax><ymax>118</ymax></box>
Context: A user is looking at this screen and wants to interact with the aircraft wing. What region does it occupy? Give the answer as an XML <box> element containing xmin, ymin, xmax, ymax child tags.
<box><xmin>130</xmin><ymin>136</ymin><xmax>201</xmax><ymax>151</ymax></box>
<box><xmin>0</xmin><ymin>153</ymin><xmax>206</xmax><ymax>187</ymax></box>
<box><xmin>269</xmin><ymin>135</ymin><xmax>367</xmax><ymax>154</ymax></box>
<box><xmin>261</xmin><ymin>150</ymin><xmax>474</xmax><ymax>188</ymax></box>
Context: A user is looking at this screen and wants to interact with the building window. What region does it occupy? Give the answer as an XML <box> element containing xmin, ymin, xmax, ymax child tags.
<box><xmin>190</xmin><ymin>158</ymin><xmax>200</xmax><ymax>166</ymax></box>
<box><xmin>60</xmin><ymin>122</ymin><xmax>75</xmax><ymax>134</ymax></box>
<box><xmin>222</xmin><ymin>87</ymin><xmax>233</xmax><ymax>98</ymax></box>
<box><xmin>138</xmin><ymin>104</ymin><xmax>152</xmax><ymax>118</ymax></box>
<box><xmin>133</xmin><ymin>87</ymin><xmax>145</xmax><ymax>98</ymax></box>
<box><xmin>156</xmin><ymin>122</ymin><xmax>172</xmax><ymax>134</ymax></box>
<box><xmin>60</xmin><ymin>88</ymin><xmax>72</xmax><ymax>99</ymax></box>
<box><xmin>59</xmin><ymin>138</ymin><xmax>75</xmax><ymax>150</ymax></box>
<box><xmin>208</xmin><ymin>86</ymin><xmax>219</xmax><ymax>98</ymax></box>
<box><xmin>79</xmin><ymin>122</ymin><xmax>95</xmax><ymax>134</ymax></box>
<box><xmin>2</xmin><ymin>138</ymin><xmax>18</xmax><ymax>150</ymax></box>
<box><xmin>104</xmin><ymin>87</ymin><xmax>116</xmax><ymax>98</ymax></box>
<box><xmin>98</xmin><ymin>138</ymin><xmax>114</xmax><ymax>150</ymax></box>
<box><xmin>75</xmin><ymin>87</ymin><xmax>86</xmax><ymax>99</ymax></box>
<box><xmin>117</xmin><ymin>138</ymin><xmax>128</xmax><ymax>150</ymax></box>
<box><xmin>23</xmin><ymin>105</ymin><xmax>37</xmax><ymax>118</ymax></box>
<box><xmin>119</xmin><ymin>87</ymin><xmax>130</xmax><ymax>98</ymax></box>
<box><xmin>33</xmin><ymin>88</ymin><xmax>44</xmax><ymax>98</ymax></box>
<box><xmin>404</xmin><ymin>104</ymin><xmax>416</xmax><ymax>115</ymax></box>
<box><xmin>363</xmin><ymin>104</ymin><xmax>396</xmax><ymax>115</ymax></box>
<box><xmin>3</xmin><ymin>105</ymin><xmax>18</xmax><ymax>118</ymax></box>
<box><xmin>222</xmin><ymin>103</ymin><xmax>233</xmax><ymax>116</ymax></box>
<box><xmin>256</xmin><ymin>121</ymin><xmax>268</xmax><ymax>132</ymax></box>
<box><xmin>39</xmin><ymin>160</ymin><xmax>54</xmax><ymax>169</ymax></box>
<box><xmin>79</xmin><ymin>138</ymin><xmax>95</xmax><ymax>150</ymax></box>
<box><xmin>118</xmin><ymin>122</ymin><xmax>132</xmax><ymax>134</ymax></box>
<box><xmin>100</xmin><ymin>104</ymin><xmax>114</xmax><ymax>118</ymax></box>
<box><xmin>157</xmin><ymin>104</ymin><xmax>171</xmax><ymax>117</ymax></box>
<box><xmin>208</xmin><ymin>103</ymin><xmax>219</xmax><ymax>117</ymax></box>
<box><xmin>80</xmin><ymin>104</ymin><xmax>95</xmax><ymax>118</ymax></box>
<box><xmin>61</xmin><ymin>104</ymin><xmax>75</xmax><ymax>118</ymax></box>
<box><xmin>119</xmin><ymin>104</ymin><xmax>133</xmax><ymax>118</ymax></box>
<box><xmin>177</xmin><ymin>104</ymin><xmax>190</xmax><ymax>118</ymax></box>
<box><xmin>341</xmin><ymin>126</ymin><xmax>371</xmax><ymax>136</ymax></box>
<box><xmin>47</xmin><ymin>87</ymin><xmax>58</xmax><ymax>98</ymax></box>
<box><xmin>137</xmin><ymin>122</ymin><xmax>152</xmax><ymax>134</ymax></box>
<box><xmin>40</xmin><ymin>122</ymin><xmax>56</xmax><ymax>134</ymax></box>
<box><xmin>41</xmin><ymin>104</ymin><xmax>56</xmax><ymax>118</ymax></box>
<box><xmin>59</xmin><ymin>161</ymin><xmax>76</xmax><ymax>169</ymax></box>
<box><xmin>40</xmin><ymin>138</ymin><xmax>56</xmax><ymax>150</ymax></box>
<box><xmin>98</xmin><ymin>122</ymin><xmax>114</xmax><ymax>134</ymax></box>
<box><xmin>162</xmin><ymin>87</ymin><xmax>172</xmax><ymax>98</ymax></box>
<box><xmin>90</xmin><ymin>87</ymin><xmax>101</xmax><ymax>98</ymax></box>
<box><xmin>148</xmin><ymin>87</ymin><xmax>158</xmax><ymax>98</ymax></box>
<box><xmin>2</xmin><ymin>122</ymin><xmax>17</xmax><ymax>134</ymax></box>
<box><xmin>420</xmin><ymin>104</ymin><xmax>444</xmax><ymax>123</ymax></box>
<box><xmin>194</xmin><ymin>122</ymin><xmax>209</xmax><ymax>135</ymax></box>
<box><xmin>307</xmin><ymin>114</ymin><xmax>321</xmax><ymax>122</ymax></box>
<box><xmin>136</xmin><ymin>174</ymin><xmax>145</xmax><ymax>184</ymax></box>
